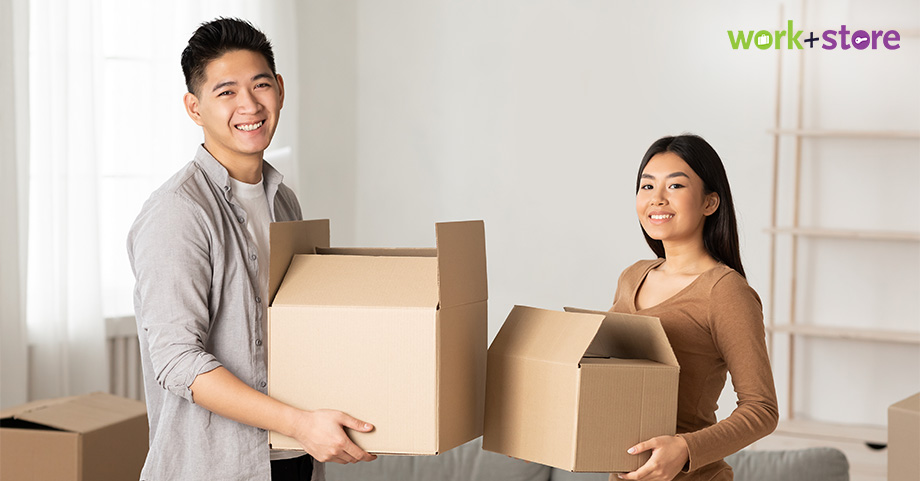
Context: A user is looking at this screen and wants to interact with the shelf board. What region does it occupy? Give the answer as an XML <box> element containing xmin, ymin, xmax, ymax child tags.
<box><xmin>766</xmin><ymin>226</ymin><xmax>920</xmax><ymax>242</ymax></box>
<box><xmin>774</xmin><ymin>419</ymin><xmax>888</xmax><ymax>445</ymax></box>
<box><xmin>767</xmin><ymin>323</ymin><xmax>920</xmax><ymax>344</ymax></box>
<box><xmin>768</xmin><ymin>128</ymin><xmax>920</xmax><ymax>139</ymax></box>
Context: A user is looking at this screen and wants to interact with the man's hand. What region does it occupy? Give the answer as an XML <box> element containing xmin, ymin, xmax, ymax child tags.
<box><xmin>291</xmin><ymin>409</ymin><xmax>378</xmax><ymax>464</ymax></box>
<box><xmin>616</xmin><ymin>435</ymin><xmax>688</xmax><ymax>481</ymax></box>
<box><xmin>188</xmin><ymin>368</ymin><xmax>378</xmax><ymax>465</ymax></box>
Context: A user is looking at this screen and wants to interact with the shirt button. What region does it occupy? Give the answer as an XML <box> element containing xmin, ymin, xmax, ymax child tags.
<box><xmin>238</xmin><ymin>216</ymin><xmax>244</xmax><ymax>223</ymax></box>
<box><xmin>255</xmin><ymin>339</ymin><xmax>263</xmax><ymax>346</ymax></box>
<box><xmin>260</xmin><ymin>381</ymin><xmax>267</xmax><ymax>388</ymax></box>
<box><xmin>223</xmin><ymin>185</ymin><xmax>229</xmax><ymax>191</ymax></box>
<box><xmin>250</xmin><ymin>254</ymin><xmax>257</xmax><ymax>261</ymax></box>
<box><xmin>255</xmin><ymin>296</ymin><xmax>262</xmax><ymax>303</ymax></box>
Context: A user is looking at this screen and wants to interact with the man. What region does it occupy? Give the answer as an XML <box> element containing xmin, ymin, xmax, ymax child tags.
<box><xmin>128</xmin><ymin>18</ymin><xmax>376</xmax><ymax>481</ymax></box>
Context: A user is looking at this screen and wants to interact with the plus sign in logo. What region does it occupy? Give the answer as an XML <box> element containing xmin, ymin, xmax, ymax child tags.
<box><xmin>728</xmin><ymin>20</ymin><xmax>901</xmax><ymax>50</ymax></box>
<box><xmin>803</xmin><ymin>31</ymin><xmax>820</xmax><ymax>48</ymax></box>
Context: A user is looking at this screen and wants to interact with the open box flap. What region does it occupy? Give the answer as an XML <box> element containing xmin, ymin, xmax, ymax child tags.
<box><xmin>490</xmin><ymin>305</ymin><xmax>605</xmax><ymax>366</ymax></box>
<box><xmin>269</xmin><ymin>220</ymin><xmax>331</xmax><ymax>304</ymax></box>
<box><xmin>0</xmin><ymin>395</ymin><xmax>80</xmax><ymax>421</ymax></box>
<box><xmin>273</xmin><ymin>254</ymin><xmax>439</xmax><ymax>308</ymax></box>
<box><xmin>435</xmin><ymin>221</ymin><xmax>487</xmax><ymax>308</ymax></box>
<box><xmin>2</xmin><ymin>392</ymin><xmax>146</xmax><ymax>434</ymax></box>
<box><xmin>564</xmin><ymin>307</ymin><xmax>678</xmax><ymax>368</ymax></box>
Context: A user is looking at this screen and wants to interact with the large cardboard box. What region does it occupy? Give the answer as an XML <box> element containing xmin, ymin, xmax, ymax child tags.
<box><xmin>888</xmin><ymin>392</ymin><xmax>920</xmax><ymax>481</ymax></box>
<box><xmin>0</xmin><ymin>392</ymin><xmax>148</xmax><ymax>481</ymax></box>
<box><xmin>483</xmin><ymin>305</ymin><xmax>679</xmax><ymax>473</ymax></box>
<box><xmin>267</xmin><ymin>219</ymin><xmax>488</xmax><ymax>455</ymax></box>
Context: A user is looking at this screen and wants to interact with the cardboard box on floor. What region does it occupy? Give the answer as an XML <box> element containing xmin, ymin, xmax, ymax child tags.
<box><xmin>482</xmin><ymin>305</ymin><xmax>679</xmax><ymax>473</ymax></box>
<box><xmin>888</xmin><ymin>392</ymin><xmax>920</xmax><ymax>481</ymax></box>
<box><xmin>267</xmin><ymin>219</ymin><xmax>488</xmax><ymax>455</ymax></box>
<box><xmin>0</xmin><ymin>392</ymin><xmax>148</xmax><ymax>481</ymax></box>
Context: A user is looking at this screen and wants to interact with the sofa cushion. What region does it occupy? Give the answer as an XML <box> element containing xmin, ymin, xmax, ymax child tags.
<box><xmin>725</xmin><ymin>447</ymin><xmax>849</xmax><ymax>481</ymax></box>
<box><xmin>326</xmin><ymin>437</ymin><xmax>552</xmax><ymax>481</ymax></box>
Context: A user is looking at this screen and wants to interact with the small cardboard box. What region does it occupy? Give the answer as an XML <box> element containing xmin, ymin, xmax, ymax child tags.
<box><xmin>267</xmin><ymin>219</ymin><xmax>488</xmax><ymax>455</ymax></box>
<box><xmin>888</xmin><ymin>392</ymin><xmax>920</xmax><ymax>481</ymax></box>
<box><xmin>0</xmin><ymin>392</ymin><xmax>148</xmax><ymax>481</ymax></box>
<box><xmin>482</xmin><ymin>305</ymin><xmax>679</xmax><ymax>473</ymax></box>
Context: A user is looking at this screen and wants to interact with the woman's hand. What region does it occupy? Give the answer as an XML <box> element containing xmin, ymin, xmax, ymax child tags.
<box><xmin>616</xmin><ymin>435</ymin><xmax>689</xmax><ymax>481</ymax></box>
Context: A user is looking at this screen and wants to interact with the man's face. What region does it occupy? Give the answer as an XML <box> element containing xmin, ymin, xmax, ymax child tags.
<box><xmin>184</xmin><ymin>49</ymin><xmax>284</xmax><ymax>166</ymax></box>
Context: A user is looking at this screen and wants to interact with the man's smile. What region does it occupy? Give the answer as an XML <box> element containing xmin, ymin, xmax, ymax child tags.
<box><xmin>235</xmin><ymin>120</ymin><xmax>264</xmax><ymax>132</ymax></box>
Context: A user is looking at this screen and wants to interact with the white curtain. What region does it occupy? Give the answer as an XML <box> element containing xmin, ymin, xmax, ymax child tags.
<box><xmin>0</xmin><ymin>0</ymin><xmax>30</xmax><ymax>409</ymax></box>
<box><xmin>26</xmin><ymin>0</ymin><xmax>107</xmax><ymax>399</ymax></box>
<box><xmin>23</xmin><ymin>0</ymin><xmax>299</xmax><ymax>400</ymax></box>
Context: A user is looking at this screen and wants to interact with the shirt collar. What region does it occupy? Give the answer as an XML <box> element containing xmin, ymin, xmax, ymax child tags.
<box><xmin>261</xmin><ymin>157</ymin><xmax>284</xmax><ymax>189</ymax></box>
<box><xmin>193</xmin><ymin>145</ymin><xmax>285</xmax><ymax>203</ymax></box>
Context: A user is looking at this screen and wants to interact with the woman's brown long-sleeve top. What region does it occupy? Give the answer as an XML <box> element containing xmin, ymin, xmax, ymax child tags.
<box><xmin>610</xmin><ymin>259</ymin><xmax>779</xmax><ymax>481</ymax></box>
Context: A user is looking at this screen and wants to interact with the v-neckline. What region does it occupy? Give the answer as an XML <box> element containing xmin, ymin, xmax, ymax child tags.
<box><xmin>631</xmin><ymin>258</ymin><xmax>721</xmax><ymax>312</ymax></box>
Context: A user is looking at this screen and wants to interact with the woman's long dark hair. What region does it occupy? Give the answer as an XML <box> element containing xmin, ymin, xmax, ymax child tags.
<box><xmin>636</xmin><ymin>134</ymin><xmax>745</xmax><ymax>278</ymax></box>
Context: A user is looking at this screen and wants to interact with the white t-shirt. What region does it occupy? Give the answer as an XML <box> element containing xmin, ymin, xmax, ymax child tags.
<box><xmin>228</xmin><ymin>175</ymin><xmax>271</xmax><ymax>334</ymax></box>
<box><xmin>229</xmin><ymin>176</ymin><xmax>303</xmax><ymax>462</ymax></box>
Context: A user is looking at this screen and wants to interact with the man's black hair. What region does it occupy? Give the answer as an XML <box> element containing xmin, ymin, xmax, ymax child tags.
<box><xmin>181</xmin><ymin>17</ymin><xmax>276</xmax><ymax>96</ymax></box>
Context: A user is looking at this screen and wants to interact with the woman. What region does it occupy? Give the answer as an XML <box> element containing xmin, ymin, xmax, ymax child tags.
<box><xmin>611</xmin><ymin>135</ymin><xmax>778</xmax><ymax>481</ymax></box>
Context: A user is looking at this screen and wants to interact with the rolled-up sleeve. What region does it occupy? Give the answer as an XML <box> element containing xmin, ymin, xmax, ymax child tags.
<box><xmin>128</xmin><ymin>191</ymin><xmax>222</xmax><ymax>403</ymax></box>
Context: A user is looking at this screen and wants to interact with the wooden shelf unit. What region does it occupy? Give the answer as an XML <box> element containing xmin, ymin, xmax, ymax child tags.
<box><xmin>774</xmin><ymin>419</ymin><xmax>889</xmax><ymax>445</ymax></box>
<box><xmin>766</xmin><ymin>324</ymin><xmax>920</xmax><ymax>345</ymax></box>
<box><xmin>764</xmin><ymin>1</ymin><xmax>920</xmax><ymax>450</ymax></box>
<box><xmin>766</xmin><ymin>227</ymin><xmax>920</xmax><ymax>242</ymax></box>
<box><xmin>768</xmin><ymin>128</ymin><xmax>920</xmax><ymax>139</ymax></box>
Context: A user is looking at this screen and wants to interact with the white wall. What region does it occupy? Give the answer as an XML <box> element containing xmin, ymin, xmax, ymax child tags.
<box><xmin>296</xmin><ymin>0</ymin><xmax>920</xmax><ymax>427</ymax></box>
<box><xmin>296</xmin><ymin>1</ymin><xmax>359</xmax><ymax>244</ymax></box>
<box><xmin>349</xmin><ymin>0</ymin><xmax>780</xmax><ymax>331</ymax></box>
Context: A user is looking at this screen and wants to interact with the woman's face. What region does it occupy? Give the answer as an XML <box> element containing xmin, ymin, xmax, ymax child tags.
<box><xmin>636</xmin><ymin>152</ymin><xmax>719</xmax><ymax>246</ymax></box>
